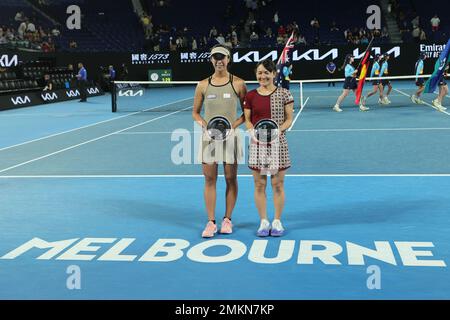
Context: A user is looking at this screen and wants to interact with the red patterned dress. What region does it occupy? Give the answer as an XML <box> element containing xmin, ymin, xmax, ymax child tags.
<box><xmin>244</xmin><ymin>87</ymin><xmax>294</xmax><ymax>173</ymax></box>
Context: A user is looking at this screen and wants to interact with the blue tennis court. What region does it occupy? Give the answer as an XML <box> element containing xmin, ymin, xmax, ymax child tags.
<box><xmin>0</xmin><ymin>81</ymin><xmax>449</xmax><ymax>299</ymax></box>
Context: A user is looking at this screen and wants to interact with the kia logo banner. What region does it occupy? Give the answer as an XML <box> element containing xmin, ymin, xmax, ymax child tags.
<box><xmin>10</xmin><ymin>95</ymin><xmax>31</xmax><ymax>105</ymax></box>
<box><xmin>0</xmin><ymin>87</ymin><xmax>103</xmax><ymax>111</ymax></box>
<box><xmin>0</xmin><ymin>54</ymin><xmax>18</xmax><ymax>67</ymax></box>
<box><xmin>66</xmin><ymin>89</ymin><xmax>80</xmax><ymax>97</ymax></box>
<box><xmin>41</xmin><ymin>92</ymin><xmax>59</xmax><ymax>101</ymax></box>
<box><xmin>118</xmin><ymin>89</ymin><xmax>144</xmax><ymax>97</ymax></box>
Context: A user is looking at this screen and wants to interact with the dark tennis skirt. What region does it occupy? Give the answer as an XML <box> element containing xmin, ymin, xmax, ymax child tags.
<box><xmin>438</xmin><ymin>79</ymin><xmax>447</xmax><ymax>86</ymax></box>
<box><xmin>416</xmin><ymin>78</ymin><xmax>425</xmax><ymax>87</ymax></box>
<box><xmin>371</xmin><ymin>80</ymin><xmax>380</xmax><ymax>86</ymax></box>
<box><xmin>381</xmin><ymin>79</ymin><xmax>391</xmax><ymax>86</ymax></box>
<box><xmin>343</xmin><ymin>77</ymin><xmax>357</xmax><ymax>90</ymax></box>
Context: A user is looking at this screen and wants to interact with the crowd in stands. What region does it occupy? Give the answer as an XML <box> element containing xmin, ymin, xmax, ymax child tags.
<box><xmin>389</xmin><ymin>0</ymin><xmax>447</xmax><ymax>43</ymax></box>
<box><xmin>1</xmin><ymin>0</ymin><xmax>447</xmax><ymax>53</ymax></box>
<box><xmin>138</xmin><ymin>0</ymin><xmax>389</xmax><ymax>51</ymax></box>
<box><xmin>0</xmin><ymin>10</ymin><xmax>59</xmax><ymax>52</ymax></box>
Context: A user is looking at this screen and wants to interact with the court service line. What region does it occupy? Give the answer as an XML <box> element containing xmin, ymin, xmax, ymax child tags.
<box><xmin>0</xmin><ymin>174</ymin><xmax>450</xmax><ymax>178</ymax></box>
<box><xmin>288</xmin><ymin>97</ymin><xmax>309</xmax><ymax>132</ymax></box>
<box><xmin>394</xmin><ymin>89</ymin><xmax>450</xmax><ymax>116</ymax></box>
<box><xmin>289</xmin><ymin>127</ymin><xmax>450</xmax><ymax>132</ymax></box>
<box><xmin>114</xmin><ymin>126</ymin><xmax>450</xmax><ymax>135</ymax></box>
<box><xmin>0</xmin><ymin>97</ymin><xmax>193</xmax><ymax>152</ymax></box>
<box><xmin>0</xmin><ymin>106</ymin><xmax>193</xmax><ymax>174</ymax></box>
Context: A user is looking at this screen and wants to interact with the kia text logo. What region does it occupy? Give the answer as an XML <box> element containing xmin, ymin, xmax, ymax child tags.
<box><xmin>0</xmin><ymin>55</ymin><xmax>18</xmax><ymax>67</ymax></box>
<box><xmin>87</xmin><ymin>88</ymin><xmax>99</xmax><ymax>94</ymax></box>
<box><xmin>66</xmin><ymin>90</ymin><xmax>80</xmax><ymax>97</ymax></box>
<box><xmin>118</xmin><ymin>89</ymin><xmax>144</xmax><ymax>97</ymax></box>
<box><xmin>41</xmin><ymin>92</ymin><xmax>58</xmax><ymax>101</ymax></box>
<box><xmin>233</xmin><ymin>47</ymin><xmax>401</xmax><ymax>62</ymax></box>
<box><xmin>11</xmin><ymin>96</ymin><xmax>30</xmax><ymax>105</ymax></box>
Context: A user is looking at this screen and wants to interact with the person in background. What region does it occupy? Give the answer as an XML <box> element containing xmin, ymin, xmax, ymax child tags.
<box><xmin>432</xmin><ymin>64</ymin><xmax>449</xmax><ymax>112</ymax></box>
<box><xmin>379</xmin><ymin>54</ymin><xmax>393</xmax><ymax>105</ymax></box>
<box><xmin>430</xmin><ymin>14</ymin><xmax>440</xmax><ymax>32</ymax></box>
<box><xmin>326</xmin><ymin>60</ymin><xmax>336</xmax><ymax>87</ymax></box>
<box><xmin>120</xmin><ymin>63</ymin><xmax>129</xmax><ymax>81</ymax></box>
<box><xmin>360</xmin><ymin>54</ymin><xmax>383</xmax><ymax>108</ymax></box>
<box><xmin>106</xmin><ymin>65</ymin><xmax>116</xmax><ymax>92</ymax></box>
<box><xmin>76</xmin><ymin>62</ymin><xmax>87</xmax><ymax>102</ymax></box>
<box><xmin>411</xmin><ymin>53</ymin><xmax>427</xmax><ymax>104</ymax></box>
<box><xmin>333</xmin><ymin>54</ymin><xmax>369</xmax><ymax>112</ymax></box>
<box><xmin>42</xmin><ymin>74</ymin><xmax>53</xmax><ymax>91</ymax></box>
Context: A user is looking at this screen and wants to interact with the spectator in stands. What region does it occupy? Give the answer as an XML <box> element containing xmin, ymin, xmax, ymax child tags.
<box><xmin>51</xmin><ymin>27</ymin><xmax>60</xmax><ymax>37</ymax></box>
<box><xmin>191</xmin><ymin>37</ymin><xmax>198</xmax><ymax>50</ymax></box>
<box><xmin>119</xmin><ymin>63</ymin><xmax>129</xmax><ymax>81</ymax></box>
<box><xmin>169</xmin><ymin>37</ymin><xmax>176</xmax><ymax>51</ymax></box>
<box><xmin>411</xmin><ymin>14</ymin><xmax>420</xmax><ymax>28</ymax></box>
<box><xmin>224</xmin><ymin>36</ymin><xmax>232</xmax><ymax>48</ymax></box>
<box><xmin>419</xmin><ymin>28</ymin><xmax>427</xmax><ymax>41</ymax></box>
<box><xmin>0</xmin><ymin>33</ymin><xmax>7</xmax><ymax>44</ymax></box>
<box><xmin>42</xmin><ymin>74</ymin><xmax>53</xmax><ymax>91</ymax></box>
<box><xmin>209</xmin><ymin>26</ymin><xmax>218</xmax><ymax>39</ymax></box>
<box><xmin>276</xmin><ymin>33</ymin><xmax>284</xmax><ymax>46</ymax></box>
<box><xmin>412</xmin><ymin>24</ymin><xmax>420</xmax><ymax>42</ymax></box>
<box><xmin>27</xmin><ymin>20</ymin><xmax>36</xmax><ymax>33</ymax></box>
<box><xmin>41</xmin><ymin>39</ymin><xmax>51</xmax><ymax>52</ymax></box>
<box><xmin>18</xmin><ymin>20</ymin><xmax>27</xmax><ymax>39</ymax></box>
<box><xmin>330</xmin><ymin>21</ymin><xmax>339</xmax><ymax>32</ymax></box>
<box><xmin>382</xmin><ymin>26</ymin><xmax>389</xmax><ymax>40</ymax></box>
<box><xmin>296</xmin><ymin>34</ymin><xmax>307</xmax><ymax>45</ymax></box>
<box><xmin>430</xmin><ymin>14</ymin><xmax>440</xmax><ymax>32</ymax></box>
<box><xmin>76</xmin><ymin>62</ymin><xmax>87</xmax><ymax>102</ymax></box>
<box><xmin>265</xmin><ymin>27</ymin><xmax>273</xmax><ymax>39</ymax></box>
<box><xmin>15</xmin><ymin>11</ymin><xmax>26</xmax><ymax>22</ymax></box>
<box><xmin>360</xmin><ymin>35</ymin><xmax>369</xmax><ymax>44</ymax></box>
<box><xmin>216</xmin><ymin>33</ymin><xmax>225</xmax><ymax>45</ymax></box>
<box><xmin>273</xmin><ymin>11</ymin><xmax>279</xmax><ymax>25</ymax></box>
<box><xmin>311</xmin><ymin>17</ymin><xmax>320</xmax><ymax>39</ymax></box>
<box><xmin>277</xmin><ymin>25</ymin><xmax>286</xmax><ymax>38</ymax></box>
<box><xmin>310</xmin><ymin>17</ymin><xmax>320</xmax><ymax>29</ymax></box>
<box><xmin>292</xmin><ymin>21</ymin><xmax>299</xmax><ymax>34</ymax></box>
<box><xmin>250</xmin><ymin>31</ymin><xmax>259</xmax><ymax>42</ymax></box>
<box><xmin>69</xmin><ymin>40</ymin><xmax>78</xmax><ymax>49</ymax></box>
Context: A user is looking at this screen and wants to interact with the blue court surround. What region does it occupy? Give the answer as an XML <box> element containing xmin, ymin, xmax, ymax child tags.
<box><xmin>0</xmin><ymin>82</ymin><xmax>449</xmax><ymax>299</ymax></box>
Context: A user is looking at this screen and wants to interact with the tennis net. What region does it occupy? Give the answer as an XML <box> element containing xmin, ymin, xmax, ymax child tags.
<box><xmin>112</xmin><ymin>74</ymin><xmax>438</xmax><ymax>114</ymax></box>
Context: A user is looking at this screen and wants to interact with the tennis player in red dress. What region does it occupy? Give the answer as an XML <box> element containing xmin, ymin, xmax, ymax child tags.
<box><xmin>243</xmin><ymin>59</ymin><xmax>294</xmax><ymax>237</ymax></box>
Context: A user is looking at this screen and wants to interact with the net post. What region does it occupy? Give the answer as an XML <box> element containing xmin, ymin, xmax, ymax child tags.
<box><xmin>111</xmin><ymin>81</ymin><xmax>117</xmax><ymax>113</ymax></box>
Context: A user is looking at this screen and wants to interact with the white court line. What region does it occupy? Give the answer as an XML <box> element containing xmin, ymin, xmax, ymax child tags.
<box><xmin>114</xmin><ymin>127</ymin><xmax>450</xmax><ymax>134</ymax></box>
<box><xmin>0</xmin><ymin>113</ymin><xmax>83</xmax><ymax>117</ymax></box>
<box><xmin>115</xmin><ymin>131</ymin><xmax>203</xmax><ymax>135</ymax></box>
<box><xmin>0</xmin><ymin>97</ymin><xmax>193</xmax><ymax>152</ymax></box>
<box><xmin>0</xmin><ymin>106</ymin><xmax>193</xmax><ymax>174</ymax></box>
<box><xmin>289</xmin><ymin>127</ymin><xmax>450</xmax><ymax>132</ymax></box>
<box><xmin>288</xmin><ymin>97</ymin><xmax>309</xmax><ymax>132</ymax></box>
<box><xmin>0</xmin><ymin>174</ymin><xmax>449</xmax><ymax>178</ymax></box>
<box><xmin>394</xmin><ymin>89</ymin><xmax>450</xmax><ymax>116</ymax></box>
<box><xmin>304</xmin><ymin>94</ymin><xmax>403</xmax><ymax>98</ymax></box>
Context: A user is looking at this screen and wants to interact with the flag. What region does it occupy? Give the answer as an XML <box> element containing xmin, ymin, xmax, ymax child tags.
<box><xmin>354</xmin><ymin>43</ymin><xmax>373</xmax><ymax>105</ymax></box>
<box><xmin>425</xmin><ymin>38</ymin><xmax>450</xmax><ymax>93</ymax></box>
<box><xmin>275</xmin><ymin>32</ymin><xmax>296</xmax><ymax>89</ymax></box>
